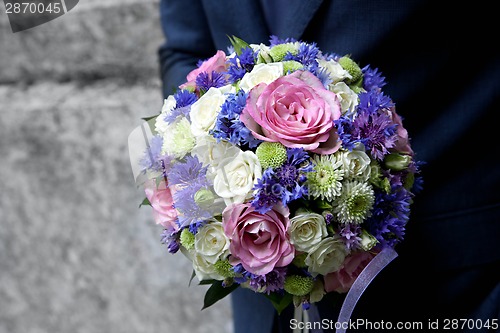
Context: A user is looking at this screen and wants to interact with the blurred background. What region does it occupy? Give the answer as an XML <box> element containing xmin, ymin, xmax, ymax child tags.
<box><xmin>0</xmin><ymin>1</ymin><xmax>233</xmax><ymax>332</ymax></box>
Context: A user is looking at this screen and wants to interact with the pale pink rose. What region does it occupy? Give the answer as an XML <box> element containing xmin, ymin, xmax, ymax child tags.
<box><xmin>222</xmin><ymin>203</ymin><xmax>295</xmax><ymax>275</ymax></box>
<box><xmin>144</xmin><ymin>179</ymin><xmax>178</xmax><ymax>231</ymax></box>
<box><xmin>179</xmin><ymin>50</ymin><xmax>228</xmax><ymax>90</ymax></box>
<box><xmin>390</xmin><ymin>109</ymin><xmax>414</xmax><ymax>155</ymax></box>
<box><xmin>324</xmin><ymin>251</ymin><xmax>375</xmax><ymax>293</ymax></box>
<box><xmin>241</xmin><ymin>70</ymin><xmax>342</xmax><ymax>154</ymax></box>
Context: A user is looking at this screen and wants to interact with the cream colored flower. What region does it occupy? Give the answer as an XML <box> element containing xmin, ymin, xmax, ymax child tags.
<box><xmin>289</xmin><ymin>211</ymin><xmax>328</xmax><ymax>252</ymax></box>
<box><xmin>239</xmin><ymin>63</ymin><xmax>283</xmax><ymax>92</ymax></box>
<box><xmin>305</xmin><ymin>237</ymin><xmax>347</xmax><ymax>276</ymax></box>
<box><xmin>190</xmin><ymin>87</ymin><xmax>227</xmax><ymax>137</ymax></box>
<box><xmin>194</xmin><ymin>221</ymin><xmax>230</xmax><ymax>264</ymax></box>
<box><xmin>213</xmin><ymin>150</ymin><xmax>262</xmax><ymax>205</ymax></box>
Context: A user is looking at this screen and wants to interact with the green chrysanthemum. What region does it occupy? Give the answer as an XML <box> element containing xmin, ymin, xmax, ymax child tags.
<box><xmin>307</xmin><ymin>154</ymin><xmax>344</xmax><ymax>201</ymax></box>
<box><xmin>256</xmin><ymin>142</ymin><xmax>287</xmax><ymax>169</ymax></box>
<box><xmin>338</xmin><ymin>56</ymin><xmax>363</xmax><ymax>85</ymax></box>
<box><xmin>284</xmin><ymin>275</ymin><xmax>314</xmax><ymax>296</ymax></box>
<box><xmin>180</xmin><ymin>228</ymin><xmax>195</xmax><ymax>250</ymax></box>
<box><xmin>213</xmin><ymin>259</ymin><xmax>235</xmax><ymax>278</ymax></box>
<box><xmin>282</xmin><ymin>60</ymin><xmax>303</xmax><ymax>74</ymax></box>
<box><xmin>332</xmin><ymin>180</ymin><xmax>375</xmax><ymax>224</ymax></box>
<box><xmin>269</xmin><ymin>43</ymin><xmax>298</xmax><ymax>62</ymax></box>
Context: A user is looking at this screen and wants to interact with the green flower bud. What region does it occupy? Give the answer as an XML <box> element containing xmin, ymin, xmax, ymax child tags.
<box><xmin>213</xmin><ymin>259</ymin><xmax>236</xmax><ymax>278</ymax></box>
<box><xmin>359</xmin><ymin>229</ymin><xmax>378</xmax><ymax>251</ymax></box>
<box><xmin>256</xmin><ymin>142</ymin><xmax>288</xmax><ymax>169</ymax></box>
<box><xmin>384</xmin><ymin>153</ymin><xmax>411</xmax><ymax>171</ymax></box>
<box><xmin>194</xmin><ymin>189</ymin><xmax>215</xmax><ymax>208</ymax></box>
<box><xmin>338</xmin><ymin>56</ymin><xmax>363</xmax><ymax>85</ymax></box>
<box><xmin>284</xmin><ymin>275</ymin><xmax>315</xmax><ymax>297</ymax></box>
<box><xmin>269</xmin><ymin>43</ymin><xmax>298</xmax><ymax>62</ymax></box>
<box><xmin>180</xmin><ymin>228</ymin><xmax>195</xmax><ymax>250</ymax></box>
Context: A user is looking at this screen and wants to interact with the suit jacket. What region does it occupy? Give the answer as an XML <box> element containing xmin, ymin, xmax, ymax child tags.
<box><xmin>158</xmin><ymin>1</ymin><xmax>500</xmax><ymax>331</ymax></box>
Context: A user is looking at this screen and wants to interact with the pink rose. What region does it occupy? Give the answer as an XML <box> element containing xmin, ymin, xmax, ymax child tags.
<box><xmin>390</xmin><ymin>109</ymin><xmax>414</xmax><ymax>155</ymax></box>
<box><xmin>324</xmin><ymin>251</ymin><xmax>375</xmax><ymax>293</ymax></box>
<box><xmin>241</xmin><ymin>70</ymin><xmax>342</xmax><ymax>154</ymax></box>
<box><xmin>179</xmin><ymin>50</ymin><xmax>228</xmax><ymax>90</ymax></box>
<box><xmin>144</xmin><ymin>179</ymin><xmax>178</xmax><ymax>231</ymax></box>
<box><xmin>222</xmin><ymin>203</ymin><xmax>295</xmax><ymax>275</ymax></box>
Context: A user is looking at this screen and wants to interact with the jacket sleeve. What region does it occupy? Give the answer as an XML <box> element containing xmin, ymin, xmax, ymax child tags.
<box><xmin>158</xmin><ymin>0</ymin><xmax>217</xmax><ymax>98</ymax></box>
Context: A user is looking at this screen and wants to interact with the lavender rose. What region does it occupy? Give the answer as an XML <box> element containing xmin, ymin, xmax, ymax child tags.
<box><xmin>241</xmin><ymin>70</ymin><xmax>342</xmax><ymax>154</ymax></box>
<box><xmin>222</xmin><ymin>203</ymin><xmax>295</xmax><ymax>275</ymax></box>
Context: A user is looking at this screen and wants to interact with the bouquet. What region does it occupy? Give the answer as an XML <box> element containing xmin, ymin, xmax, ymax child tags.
<box><xmin>130</xmin><ymin>35</ymin><xmax>423</xmax><ymax>315</ymax></box>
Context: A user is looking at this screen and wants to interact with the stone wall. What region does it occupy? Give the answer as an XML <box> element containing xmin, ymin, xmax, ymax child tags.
<box><xmin>0</xmin><ymin>2</ymin><xmax>233</xmax><ymax>332</ymax></box>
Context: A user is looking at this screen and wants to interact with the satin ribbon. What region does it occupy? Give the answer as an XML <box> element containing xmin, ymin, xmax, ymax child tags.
<box><xmin>294</xmin><ymin>247</ymin><xmax>398</xmax><ymax>333</ymax></box>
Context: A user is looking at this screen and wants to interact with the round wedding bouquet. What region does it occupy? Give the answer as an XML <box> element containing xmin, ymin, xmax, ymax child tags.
<box><xmin>136</xmin><ymin>36</ymin><xmax>422</xmax><ymax>312</ymax></box>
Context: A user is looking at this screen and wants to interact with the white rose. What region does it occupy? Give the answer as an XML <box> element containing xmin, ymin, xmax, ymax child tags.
<box><xmin>340</xmin><ymin>148</ymin><xmax>371</xmax><ymax>181</ymax></box>
<box><xmin>190</xmin><ymin>87</ymin><xmax>227</xmax><ymax>137</ymax></box>
<box><xmin>161</xmin><ymin>117</ymin><xmax>196</xmax><ymax>158</ymax></box>
<box><xmin>289</xmin><ymin>211</ymin><xmax>328</xmax><ymax>252</ymax></box>
<box><xmin>194</xmin><ymin>221</ymin><xmax>230</xmax><ymax>264</ymax></box>
<box><xmin>239</xmin><ymin>63</ymin><xmax>284</xmax><ymax>92</ymax></box>
<box><xmin>305</xmin><ymin>237</ymin><xmax>347</xmax><ymax>276</ymax></box>
<box><xmin>155</xmin><ymin>95</ymin><xmax>177</xmax><ymax>136</ymax></box>
<box><xmin>213</xmin><ymin>150</ymin><xmax>262</xmax><ymax>205</ymax></box>
<box><xmin>191</xmin><ymin>135</ymin><xmax>241</xmax><ymax>180</ymax></box>
<box><xmin>190</xmin><ymin>250</ymin><xmax>225</xmax><ymax>281</ymax></box>
<box><xmin>317</xmin><ymin>58</ymin><xmax>352</xmax><ymax>84</ymax></box>
<box><xmin>330</xmin><ymin>82</ymin><xmax>359</xmax><ymax>115</ymax></box>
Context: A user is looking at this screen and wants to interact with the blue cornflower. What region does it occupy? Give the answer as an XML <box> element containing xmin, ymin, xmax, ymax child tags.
<box><xmin>167</xmin><ymin>155</ymin><xmax>207</xmax><ymax>187</ymax></box>
<box><xmin>211</xmin><ymin>91</ymin><xmax>261</xmax><ymax>148</ymax></box>
<box><xmin>362</xmin><ymin>65</ymin><xmax>387</xmax><ymax>91</ymax></box>
<box><xmin>173</xmin><ymin>184</ymin><xmax>213</xmax><ymax>229</ymax></box>
<box><xmin>366</xmin><ymin>186</ymin><xmax>412</xmax><ymax>248</ymax></box>
<box><xmin>196</xmin><ymin>71</ymin><xmax>228</xmax><ymax>92</ymax></box>
<box><xmin>351</xmin><ymin>109</ymin><xmax>398</xmax><ymax>160</ymax></box>
<box><xmin>160</xmin><ymin>226</ymin><xmax>181</xmax><ymax>254</ymax></box>
<box><xmin>284</xmin><ymin>42</ymin><xmax>320</xmax><ymax>73</ymax></box>
<box><xmin>334</xmin><ymin>116</ymin><xmax>361</xmax><ymax>151</ymax></box>
<box><xmin>357</xmin><ymin>90</ymin><xmax>394</xmax><ymax>115</ymax></box>
<box><xmin>140</xmin><ymin>135</ymin><xmax>169</xmax><ymax>172</ymax></box>
<box><xmin>233</xmin><ymin>264</ymin><xmax>287</xmax><ymax>294</ymax></box>
<box><xmin>227</xmin><ymin>47</ymin><xmax>255</xmax><ymax>83</ymax></box>
<box><xmin>269</xmin><ymin>35</ymin><xmax>297</xmax><ymax>46</ymax></box>
<box><xmin>252</xmin><ymin>148</ymin><xmax>312</xmax><ymax>214</ymax></box>
<box><xmin>164</xmin><ymin>90</ymin><xmax>198</xmax><ymax>124</ymax></box>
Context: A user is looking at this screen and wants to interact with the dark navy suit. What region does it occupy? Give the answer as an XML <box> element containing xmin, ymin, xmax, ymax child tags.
<box><xmin>158</xmin><ymin>1</ymin><xmax>500</xmax><ymax>332</ymax></box>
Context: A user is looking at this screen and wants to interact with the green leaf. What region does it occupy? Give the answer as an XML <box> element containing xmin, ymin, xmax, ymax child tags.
<box><xmin>202</xmin><ymin>281</ymin><xmax>239</xmax><ymax>310</ymax></box>
<box><xmin>188</xmin><ymin>270</ymin><xmax>196</xmax><ymax>287</ymax></box>
<box><xmin>265</xmin><ymin>291</ymin><xmax>293</xmax><ymax>315</ymax></box>
<box><xmin>141</xmin><ymin>115</ymin><xmax>157</xmax><ymax>122</ymax></box>
<box><xmin>139</xmin><ymin>197</ymin><xmax>151</xmax><ymax>208</ymax></box>
<box><xmin>227</xmin><ymin>35</ymin><xmax>249</xmax><ymax>56</ymax></box>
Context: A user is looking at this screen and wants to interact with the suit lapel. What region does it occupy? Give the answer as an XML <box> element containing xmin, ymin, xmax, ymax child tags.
<box><xmin>279</xmin><ymin>0</ymin><xmax>324</xmax><ymax>40</ymax></box>
<box><xmin>223</xmin><ymin>0</ymin><xmax>324</xmax><ymax>43</ymax></box>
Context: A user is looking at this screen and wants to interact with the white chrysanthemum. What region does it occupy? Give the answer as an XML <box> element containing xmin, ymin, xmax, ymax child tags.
<box><xmin>329</xmin><ymin>81</ymin><xmax>359</xmax><ymax>115</ymax></box>
<box><xmin>340</xmin><ymin>148</ymin><xmax>371</xmax><ymax>181</ymax></box>
<box><xmin>332</xmin><ymin>180</ymin><xmax>375</xmax><ymax>224</ymax></box>
<box><xmin>307</xmin><ymin>153</ymin><xmax>344</xmax><ymax>201</ymax></box>
<box><xmin>161</xmin><ymin>117</ymin><xmax>195</xmax><ymax>158</ymax></box>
